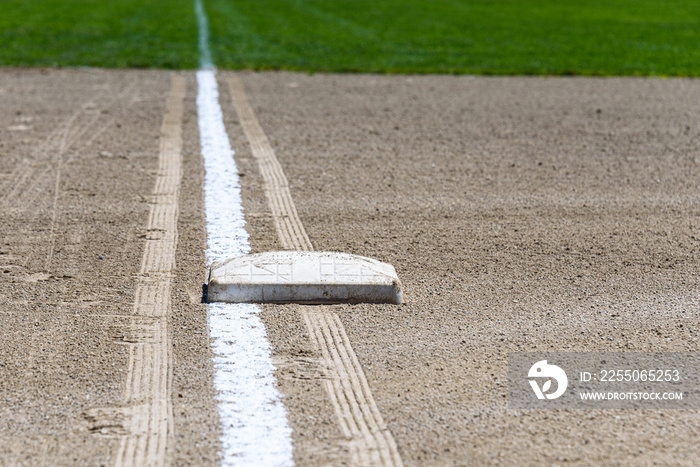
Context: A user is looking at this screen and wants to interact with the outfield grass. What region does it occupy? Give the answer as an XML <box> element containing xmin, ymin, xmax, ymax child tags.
<box><xmin>0</xmin><ymin>0</ymin><xmax>199</xmax><ymax>68</ymax></box>
<box><xmin>208</xmin><ymin>0</ymin><xmax>700</xmax><ymax>76</ymax></box>
<box><xmin>1</xmin><ymin>0</ymin><xmax>699</xmax><ymax>76</ymax></box>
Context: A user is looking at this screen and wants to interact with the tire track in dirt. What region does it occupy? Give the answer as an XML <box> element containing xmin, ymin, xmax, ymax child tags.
<box><xmin>0</xmin><ymin>79</ymin><xmax>150</xmax><ymax>459</ymax></box>
<box><xmin>111</xmin><ymin>75</ymin><xmax>185</xmax><ymax>467</ymax></box>
<box><xmin>227</xmin><ymin>77</ymin><xmax>313</xmax><ymax>252</ymax></box>
<box><xmin>1</xmin><ymin>84</ymin><xmax>135</xmax><ymax>207</ymax></box>
<box><xmin>227</xmin><ymin>75</ymin><xmax>403</xmax><ymax>467</ymax></box>
<box><xmin>0</xmin><ymin>82</ymin><xmax>139</xmax><ymax>273</ymax></box>
<box><xmin>43</xmin><ymin>87</ymin><xmax>139</xmax><ymax>271</ymax></box>
<box><xmin>0</xmin><ymin>117</ymin><xmax>71</xmax><ymax>201</ymax></box>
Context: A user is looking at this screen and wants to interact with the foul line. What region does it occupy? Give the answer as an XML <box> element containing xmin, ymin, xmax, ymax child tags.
<box><xmin>194</xmin><ymin>0</ymin><xmax>213</xmax><ymax>70</ymax></box>
<box><xmin>115</xmin><ymin>75</ymin><xmax>185</xmax><ymax>467</ymax></box>
<box><xmin>227</xmin><ymin>75</ymin><xmax>404</xmax><ymax>467</ymax></box>
<box><xmin>194</xmin><ymin>1</ymin><xmax>293</xmax><ymax>466</ymax></box>
<box><xmin>197</xmin><ymin>71</ymin><xmax>293</xmax><ymax>466</ymax></box>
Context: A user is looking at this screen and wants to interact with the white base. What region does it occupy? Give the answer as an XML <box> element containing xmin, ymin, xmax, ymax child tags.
<box><xmin>207</xmin><ymin>251</ymin><xmax>404</xmax><ymax>304</ymax></box>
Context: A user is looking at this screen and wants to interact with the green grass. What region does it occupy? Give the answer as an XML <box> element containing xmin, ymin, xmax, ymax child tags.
<box><xmin>0</xmin><ymin>0</ymin><xmax>199</xmax><ymax>68</ymax></box>
<box><xmin>1</xmin><ymin>0</ymin><xmax>700</xmax><ymax>75</ymax></box>
<box><xmin>207</xmin><ymin>0</ymin><xmax>700</xmax><ymax>75</ymax></box>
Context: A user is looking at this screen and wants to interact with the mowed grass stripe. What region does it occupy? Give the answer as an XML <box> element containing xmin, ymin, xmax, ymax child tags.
<box><xmin>0</xmin><ymin>0</ymin><xmax>199</xmax><ymax>68</ymax></box>
<box><xmin>2</xmin><ymin>0</ymin><xmax>700</xmax><ymax>74</ymax></box>
<box><xmin>207</xmin><ymin>0</ymin><xmax>700</xmax><ymax>76</ymax></box>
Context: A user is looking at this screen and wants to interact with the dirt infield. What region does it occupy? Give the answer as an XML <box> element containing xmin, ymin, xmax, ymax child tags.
<box><xmin>0</xmin><ymin>69</ymin><xmax>219</xmax><ymax>466</ymax></box>
<box><xmin>1</xmin><ymin>68</ymin><xmax>699</xmax><ymax>465</ymax></box>
<box><xmin>231</xmin><ymin>72</ymin><xmax>700</xmax><ymax>466</ymax></box>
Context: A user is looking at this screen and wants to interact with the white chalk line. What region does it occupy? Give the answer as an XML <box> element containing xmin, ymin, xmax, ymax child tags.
<box><xmin>196</xmin><ymin>54</ymin><xmax>293</xmax><ymax>467</ymax></box>
<box><xmin>195</xmin><ymin>2</ymin><xmax>293</xmax><ymax>466</ymax></box>
<box><xmin>194</xmin><ymin>0</ymin><xmax>213</xmax><ymax>70</ymax></box>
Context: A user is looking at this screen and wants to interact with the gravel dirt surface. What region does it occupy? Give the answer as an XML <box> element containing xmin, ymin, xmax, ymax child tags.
<box><xmin>1</xmin><ymin>69</ymin><xmax>700</xmax><ymax>466</ymax></box>
<box><xmin>229</xmin><ymin>71</ymin><xmax>700</xmax><ymax>466</ymax></box>
<box><xmin>0</xmin><ymin>69</ymin><xmax>219</xmax><ymax>467</ymax></box>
